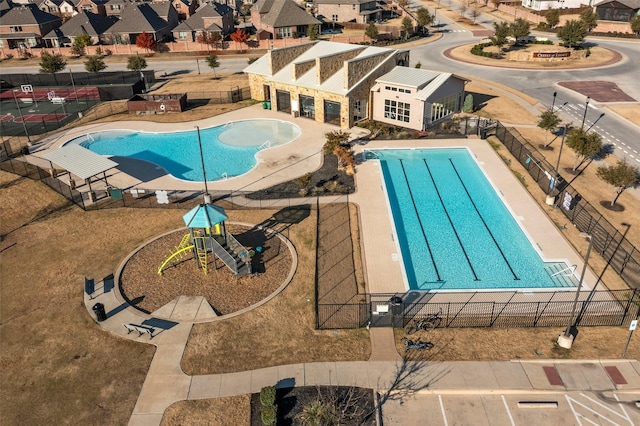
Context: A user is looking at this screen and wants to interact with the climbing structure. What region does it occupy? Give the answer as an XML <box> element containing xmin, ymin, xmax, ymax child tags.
<box><xmin>157</xmin><ymin>202</ymin><xmax>253</xmax><ymax>276</ymax></box>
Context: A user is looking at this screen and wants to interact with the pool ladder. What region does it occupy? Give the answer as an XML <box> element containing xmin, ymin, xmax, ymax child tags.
<box><xmin>364</xmin><ymin>150</ymin><xmax>379</xmax><ymax>160</ymax></box>
<box><xmin>86</xmin><ymin>133</ymin><xmax>95</xmax><ymax>142</ymax></box>
<box><xmin>257</xmin><ymin>140</ymin><xmax>271</xmax><ymax>151</ymax></box>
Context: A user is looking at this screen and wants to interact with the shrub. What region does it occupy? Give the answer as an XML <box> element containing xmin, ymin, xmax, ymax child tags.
<box><xmin>259</xmin><ymin>386</ymin><xmax>276</xmax><ymax>407</ymax></box>
<box><xmin>261</xmin><ymin>404</ymin><xmax>277</xmax><ymax>426</ymax></box>
<box><xmin>471</xmin><ymin>42</ymin><xmax>493</xmax><ymax>57</ymax></box>
<box><xmin>463</xmin><ymin>94</ymin><xmax>474</xmax><ymax>113</ymax></box>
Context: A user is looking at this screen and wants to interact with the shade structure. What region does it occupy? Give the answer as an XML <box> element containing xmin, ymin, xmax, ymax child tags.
<box><xmin>182</xmin><ymin>203</ymin><xmax>228</xmax><ymax>229</ymax></box>
<box><xmin>41</xmin><ymin>144</ymin><xmax>118</xmax><ymax>180</ymax></box>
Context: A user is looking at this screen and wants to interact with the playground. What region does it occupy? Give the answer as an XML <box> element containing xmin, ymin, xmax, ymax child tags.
<box><xmin>118</xmin><ymin>203</ymin><xmax>296</xmax><ymax>317</ymax></box>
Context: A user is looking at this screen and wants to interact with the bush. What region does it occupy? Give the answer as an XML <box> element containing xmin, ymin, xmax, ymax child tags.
<box><xmin>261</xmin><ymin>404</ymin><xmax>277</xmax><ymax>426</ymax></box>
<box><xmin>260</xmin><ymin>386</ymin><xmax>276</xmax><ymax>407</ymax></box>
<box><xmin>471</xmin><ymin>42</ymin><xmax>493</xmax><ymax>58</ymax></box>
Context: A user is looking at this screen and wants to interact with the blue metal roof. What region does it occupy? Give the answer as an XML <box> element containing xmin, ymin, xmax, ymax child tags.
<box><xmin>182</xmin><ymin>204</ymin><xmax>227</xmax><ymax>228</ymax></box>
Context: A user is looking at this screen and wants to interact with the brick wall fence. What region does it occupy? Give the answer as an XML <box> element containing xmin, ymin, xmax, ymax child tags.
<box><xmin>0</xmin><ymin>35</ymin><xmax>376</xmax><ymax>59</ymax></box>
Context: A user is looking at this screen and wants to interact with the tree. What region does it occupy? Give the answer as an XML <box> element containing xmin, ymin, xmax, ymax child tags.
<box><xmin>509</xmin><ymin>18</ymin><xmax>531</xmax><ymax>43</ymax></box>
<box><xmin>401</xmin><ymin>16</ymin><xmax>414</xmax><ymax>39</ymax></box>
<box><xmin>136</xmin><ymin>32</ymin><xmax>156</xmax><ymax>54</ymax></box>
<box><xmin>470</xmin><ymin>7</ymin><xmax>481</xmax><ymax>24</ymax></box>
<box><xmin>127</xmin><ymin>55</ymin><xmax>147</xmax><ymax>71</ymax></box>
<box><xmin>463</xmin><ymin>94</ymin><xmax>473</xmax><ymax>112</ymax></box>
<box><xmin>205</xmin><ymin>54</ymin><xmax>219</xmax><ymax>77</ymax></box>
<box><xmin>565</xmin><ymin>128</ymin><xmax>603</xmax><ymax>171</ymax></box>
<box><xmin>558</xmin><ymin>19</ymin><xmax>587</xmax><ymax>48</ymax></box>
<box><xmin>84</xmin><ymin>55</ymin><xmax>107</xmax><ymax>73</ymax></box>
<box><xmin>490</xmin><ymin>21</ymin><xmax>510</xmax><ymax>49</ymax></box>
<box><xmin>416</xmin><ymin>7</ymin><xmax>433</xmax><ymax>31</ymax></box>
<box><xmin>459</xmin><ymin>3</ymin><xmax>468</xmax><ymax>19</ymax></box>
<box><xmin>73</xmin><ymin>34</ymin><xmax>93</xmax><ymax>48</ymax></box>
<box><xmin>631</xmin><ymin>15</ymin><xmax>640</xmax><ymax>37</ymax></box>
<box><xmin>545</xmin><ymin>9</ymin><xmax>560</xmax><ymax>29</ymax></box>
<box><xmin>308</xmin><ymin>24</ymin><xmax>319</xmax><ymax>40</ymax></box>
<box><xmin>230</xmin><ymin>29</ymin><xmax>249</xmax><ymax>52</ymax></box>
<box><xmin>596</xmin><ymin>160</ymin><xmax>640</xmax><ymax>207</ymax></box>
<box><xmin>39</xmin><ymin>52</ymin><xmax>66</xmax><ymax>85</ymax></box>
<box><xmin>196</xmin><ymin>30</ymin><xmax>221</xmax><ymax>51</ymax></box>
<box><xmin>364</xmin><ymin>22</ymin><xmax>379</xmax><ymax>43</ymax></box>
<box><xmin>537</xmin><ymin>109</ymin><xmax>561</xmax><ymax>146</ymax></box>
<box><xmin>579</xmin><ymin>8</ymin><xmax>598</xmax><ymax>32</ymax></box>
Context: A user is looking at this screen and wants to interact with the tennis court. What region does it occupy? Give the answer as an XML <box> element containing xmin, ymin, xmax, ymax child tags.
<box><xmin>12</xmin><ymin>113</ymin><xmax>70</xmax><ymax>123</ymax></box>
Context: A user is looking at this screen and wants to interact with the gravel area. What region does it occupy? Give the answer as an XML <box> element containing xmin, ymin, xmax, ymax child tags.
<box><xmin>119</xmin><ymin>225</ymin><xmax>293</xmax><ymax>315</ymax></box>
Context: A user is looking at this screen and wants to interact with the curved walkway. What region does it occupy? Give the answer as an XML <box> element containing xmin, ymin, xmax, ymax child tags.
<box><xmin>84</xmin><ymin>278</ymin><xmax>640</xmax><ymax>426</ymax></box>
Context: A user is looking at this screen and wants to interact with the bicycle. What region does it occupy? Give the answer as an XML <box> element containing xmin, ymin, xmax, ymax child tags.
<box><xmin>401</xmin><ymin>337</ymin><xmax>434</xmax><ymax>352</ymax></box>
<box><xmin>404</xmin><ymin>308</ymin><xmax>443</xmax><ymax>335</ymax></box>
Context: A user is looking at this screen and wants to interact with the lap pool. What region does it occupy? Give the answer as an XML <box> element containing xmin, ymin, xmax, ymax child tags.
<box><xmin>368</xmin><ymin>148</ymin><xmax>578</xmax><ymax>291</ymax></box>
<box><xmin>68</xmin><ymin>119</ymin><xmax>301</xmax><ymax>181</ymax></box>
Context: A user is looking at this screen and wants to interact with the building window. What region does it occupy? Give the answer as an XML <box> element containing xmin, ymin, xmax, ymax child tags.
<box><xmin>10</xmin><ymin>26</ymin><xmax>23</xmax><ymax>32</ymax></box>
<box><xmin>110</xmin><ymin>4</ymin><xmax>121</xmax><ymax>10</ymax></box>
<box><xmin>278</xmin><ymin>27</ymin><xmax>292</xmax><ymax>37</ymax></box>
<box><xmin>324</xmin><ymin>100</ymin><xmax>341</xmax><ymax>125</ymax></box>
<box><xmin>178</xmin><ymin>31</ymin><xmax>187</xmax><ymax>39</ymax></box>
<box><xmin>352</xmin><ymin>4</ymin><xmax>356</xmax><ymax>9</ymax></box>
<box><xmin>353</xmin><ymin>99</ymin><xmax>366</xmax><ymax>121</ymax></box>
<box><xmin>430</xmin><ymin>94</ymin><xmax>457</xmax><ymax>123</ymax></box>
<box><xmin>384</xmin><ymin>99</ymin><xmax>410</xmax><ymax>123</ymax></box>
<box><xmin>332</xmin><ymin>14</ymin><xmax>338</xmax><ymax>21</ymax></box>
<box><xmin>300</xmin><ymin>95</ymin><xmax>315</xmax><ymax>119</ymax></box>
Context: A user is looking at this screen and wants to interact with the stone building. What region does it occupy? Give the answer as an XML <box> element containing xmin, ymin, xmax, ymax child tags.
<box><xmin>244</xmin><ymin>40</ymin><xmax>409</xmax><ymax>129</ymax></box>
<box><xmin>314</xmin><ymin>0</ymin><xmax>383</xmax><ymax>24</ymax></box>
<box><xmin>371</xmin><ymin>67</ymin><xmax>468</xmax><ymax>130</ymax></box>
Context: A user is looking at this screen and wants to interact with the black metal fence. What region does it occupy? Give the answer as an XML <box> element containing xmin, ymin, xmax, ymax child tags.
<box><xmin>0</xmin><ymin>70</ymin><xmax>156</xmax><ymax>88</ymax></box>
<box><xmin>493</xmin><ymin>122</ymin><xmax>640</xmax><ymax>291</ymax></box>
<box><xmin>317</xmin><ymin>288</ymin><xmax>640</xmax><ymax>330</ymax></box>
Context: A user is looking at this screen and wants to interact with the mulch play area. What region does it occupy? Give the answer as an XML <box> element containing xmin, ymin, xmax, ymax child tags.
<box><xmin>119</xmin><ymin>225</ymin><xmax>293</xmax><ymax>315</ymax></box>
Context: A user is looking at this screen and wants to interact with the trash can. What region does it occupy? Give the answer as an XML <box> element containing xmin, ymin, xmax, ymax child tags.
<box><xmin>262</xmin><ymin>101</ymin><xmax>268</xmax><ymax>109</ymax></box>
<box><xmin>93</xmin><ymin>303</ymin><xmax>107</xmax><ymax>322</ymax></box>
<box><xmin>265</xmin><ymin>101</ymin><xmax>271</xmax><ymax>110</ymax></box>
<box><xmin>479</xmin><ymin>128</ymin><xmax>488</xmax><ymax>139</ymax></box>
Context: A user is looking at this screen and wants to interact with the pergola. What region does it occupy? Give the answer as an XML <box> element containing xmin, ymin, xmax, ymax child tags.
<box><xmin>41</xmin><ymin>144</ymin><xmax>119</xmax><ymax>199</ymax></box>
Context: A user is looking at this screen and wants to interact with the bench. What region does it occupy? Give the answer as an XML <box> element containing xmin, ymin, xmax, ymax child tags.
<box><xmin>51</xmin><ymin>97</ymin><xmax>66</xmax><ymax>104</ymax></box>
<box><xmin>123</xmin><ymin>323</ymin><xmax>154</xmax><ymax>337</ymax></box>
<box><xmin>19</xmin><ymin>98</ymin><xmax>33</xmax><ymax>104</ymax></box>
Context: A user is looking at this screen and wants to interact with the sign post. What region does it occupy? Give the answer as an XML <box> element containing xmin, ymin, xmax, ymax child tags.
<box><xmin>21</xmin><ymin>84</ymin><xmax>37</xmax><ymax>106</ymax></box>
<box><xmin>622</xmin><ymin>320</ymin><xmax>637</xmax><ymax>357</ymax></box>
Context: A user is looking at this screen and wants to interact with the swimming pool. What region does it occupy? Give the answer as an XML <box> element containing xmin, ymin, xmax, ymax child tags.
<box><xmin>69</xmin><ymin>119</ymin><xmax>301</xmax><ymax>181</ymax></box>
<box><xmin>371</xmin><ymin>148</ymin><xmax>577</xmax><ymax>291</ymax></box>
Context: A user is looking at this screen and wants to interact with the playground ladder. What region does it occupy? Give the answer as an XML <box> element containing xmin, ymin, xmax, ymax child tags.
<box><xmin>157</xmin><ymin>233</ymin><xmax>194</xmax><ymax>275</ymax></box>
<box><xmin>193</xmin><ymin>236</ymin><xmax>208</xmax><ymax>275</ymax></box>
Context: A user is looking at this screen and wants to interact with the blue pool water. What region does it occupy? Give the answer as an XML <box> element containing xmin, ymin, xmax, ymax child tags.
<box><xmin>71</xmin><ymin>119</ymin><xmax>300</xmax><ymax>181</ymax></box>
<box><xmin>375</xmin><ymin>148</ymin><xmax>572</xmax><ymax>291</ymax></box>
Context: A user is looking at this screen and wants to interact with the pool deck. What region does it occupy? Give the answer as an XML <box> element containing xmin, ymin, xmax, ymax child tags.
<box><xmin>35</xmin><ymin>104</ymin><xmax>362</xmax><ymax>193</ymax></box>
<box><xmin>351</xmin><ymin>138</ymin><xmax>602</xmax><ymax>297</ymax></box>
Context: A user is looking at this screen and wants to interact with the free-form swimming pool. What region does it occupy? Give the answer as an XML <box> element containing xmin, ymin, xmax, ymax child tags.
<box><xmin>70</xmin><ymin>119</ymin><xmax>301</xmax><ymax>181</ymax></box>
<box><xmin>372</xmin><ymin>148</ymin><xmax>577</xmax><ymax>291</ymax></box>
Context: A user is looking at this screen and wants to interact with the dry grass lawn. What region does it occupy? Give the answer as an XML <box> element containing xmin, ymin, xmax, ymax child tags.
<box><xmin>161</xmin><ymin>396</ymin><xmax>250</xmax><ymax>426</ymax></box>
<box><xmin>465</xmin><ymin>81</ymin><xmax>539</xmax><ymax>125</ymax></box>
<box><xmin>181</xmin><ymin>205</ymin><xmax>371</xmax><ymax>375</ymax></box>
<box><xmin>0</xmin><ymin>172</ymin><xmax>184</xmax><ymax>424</ymax></box>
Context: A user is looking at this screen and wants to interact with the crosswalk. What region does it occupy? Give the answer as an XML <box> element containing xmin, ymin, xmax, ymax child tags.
<box><xmin>558</xmin><ymin>102</ymin><xmax>640</xmax><ymax>164</ymax></box>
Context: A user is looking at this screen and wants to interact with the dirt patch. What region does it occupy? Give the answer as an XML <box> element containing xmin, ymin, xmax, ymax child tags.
<box><xmin>606</xmin><ymin>104</ymin><xmax>640</xmax><ymax>127</ymax></box>
<box><xmin>558</xmin><ymin>81</ymin><xmax>637</xmax><ymax>103</ymax></box>
<box><xmin>119</xmin><ymin>225</ymin><xmax>293</xmax><ymax>315</ymax></box>
<box><xmin>152</xmin><ymin>72</ymin><xmax>249</xmax><ymax>94</ymax></box>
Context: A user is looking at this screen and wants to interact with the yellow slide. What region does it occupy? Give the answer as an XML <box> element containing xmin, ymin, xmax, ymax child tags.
<box><xmin>157</xmin><ymin>245</ymin><xmax>194</xmax><ymax>275</ymax></box>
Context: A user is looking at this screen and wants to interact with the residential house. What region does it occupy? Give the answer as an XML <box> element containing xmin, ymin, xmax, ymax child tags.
<box><xmin>58</xmin><ymin>0</ymin><xmax>79</xmax><ymax>16</ymax></box>
<box><xmin>0</xmin><ymin>4</ymin><xmax>61</xmax><ymax>48</ymax></box>
<box><xmin>522</xmin><ymin>0</ymin><xmax>587</xmax><ymax>10</ymax></box>
<box><xmin>104</xmin><ymin>0</ymin><xmax>145</xmax><ymax>17</ymax></box>
<box><xmin>153</xmin><ymin>0</ymin><xmax>197</xmax><ymax>20</ymax></box>
<box><xmin>244</xmin><ymin>40</ymin><xmax>409</xmax><ymax>128</ymax></box>
<box><xmin>103</xmin><ymin>1</ymin><xmax>178</xmax><ymax>43</ymax></box>
<box><xmin>75</xmin><ymin>0</ymin><xmax>109</xmax><ymax>16</ymax></box>
<box><xmin>251</xmin><ymin>0</ymin><xmax>321</xmax><ymax>39</ymax></box>
<box><xmin>42</xmin><ymin>10</ymin><xmax>117</xmax><ymax>46</ymax></box>
<box><xmin>36</xmin><ymin>0</ymin><xmax>64</xmax><ymax>15</ymax></box>
<box><xmin>371</xmin><ymin>66</ymin><xmax>468</xmax><ymax>130</ymax></box>
<box><xmin>172</xmin><ymin>2</ymin><xmax>233</xmax><ymax>43</ymax></box>
<box><xmin>595</xmin><ymin>0</ymin><xmax>640</xmax><ymax>21</ymax></box>
<box><xmin>315</xmin><ymin>0</ymin><xmax>383</xmax><ymax>24</ymax></box>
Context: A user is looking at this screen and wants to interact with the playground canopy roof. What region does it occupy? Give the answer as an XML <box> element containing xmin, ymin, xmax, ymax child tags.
<box><xmin>183</xmin><ymin>203</ymin><xmax>228</xmax><ymax>228</ymax></box>
<box><xmin>41</xmin><ymin>144</ymin><xmax>119</xmax><ymax>180</ymax></box>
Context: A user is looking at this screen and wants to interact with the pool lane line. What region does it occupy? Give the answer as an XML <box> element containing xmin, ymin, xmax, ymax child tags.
<box><xmin>448</xmin><ymin>159</ymin><xmax>520</xmax><ymax>281</ymax></box>
<box><xmin>399</xmin><ymin>160</ymin><xmax>443</xmax><ymax>282</ymax></box>
<box><xmin>421</xmin><ymin>159</ymin><xmax>479</xmax><ymax>281</ymax></box>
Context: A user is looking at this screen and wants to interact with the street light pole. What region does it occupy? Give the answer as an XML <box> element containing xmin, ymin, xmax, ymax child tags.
<box><xmin>551</xmin><ymin>91</ymin><xmax>557</xmax><ymax>112</ymax></box>
<box><xmin>558</xmin><ymin>233</ymin><xmax>593</xmax><ymax>349</ymax></box>
<box><xmin>195</xmin><ymin>126</ymin><xmax>210</xmax><ymax>203</ymax></box>
<box><xmin>554</xmin><ymin>124</ymin><xmax>566</xmax><ymax>176</ymax></box>
<box><xmin>12</xmin><ymin>89</ymin><xmax>31</xmax><ymax>144</ymax></box>
<box><xmin>580</xmin><ymin>96</ymin><xmax>590</xmax><ymax>130</ymax></box>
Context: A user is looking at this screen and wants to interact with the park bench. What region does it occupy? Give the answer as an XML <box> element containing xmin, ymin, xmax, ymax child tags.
<box><xmin>123</xmin><ymin>323</ymin><xmax>154</xmax><ymax>338</ymax></box>
<box><xmin>19</xmin><ymin>98</ymin><xmax>33</xmax><ymax>104</ymax></box>
<box><xmin>50</xmin><ymin>97</ymin><xmax>66</xmax><ymax>104</ymax></box>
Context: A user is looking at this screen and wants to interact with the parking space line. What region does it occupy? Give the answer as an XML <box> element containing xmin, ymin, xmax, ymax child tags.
<box><xmin>579</xmin><ymin>393</ymin><xmax>632</xmax><ymax>424</ymax></box>
<box><xmin>567</xmin><ymin>395</ymin><xmax>624</xmax><ymax>426</ymax></box>
<box><xmin>501</xmin><ymin>395</ymin><xmax>516</xmax><ymax>426</ymax></box>
<box><xmin>438</xmin><ymin>395</ymin><xmax>448</xmax><ymax>426</ymax></box>
<box><xmin>612</xmin><ymin>394</ymin><xmax>632</xmax><ymax>425</ymax></box>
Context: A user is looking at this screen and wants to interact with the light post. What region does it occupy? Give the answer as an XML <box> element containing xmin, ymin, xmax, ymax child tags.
<box><xmin>12</xmin><ymin>89</ymin><xmax>31</xmax><ymax>144</ymax></box>
<box><xmin>580</xmin><ymin>96</ymin><xmax>590</xmax><ymax>130</ymax></box>
<box><xmin>551</xmin><ymin>91</ymin><xmax>557</xmax><ymax>112</ymax></box>
<box><xmin>586</xmin><ymin>113</ymin><xmax>605</xmax><ymax>132</ymax></box>
<box><xmin>195</xmin><ymin>126</ymin><xmax>210</xmax><ymax>203</ymax></box>
<box><xmin>558</xmin><ymin>233</ymin><xmax>593</xmax><ymax>349</ymax></box>
<box><xmin>554</xmin><ymin>124</ymin><xmax>567</xmax><ymax>176</ymax></box>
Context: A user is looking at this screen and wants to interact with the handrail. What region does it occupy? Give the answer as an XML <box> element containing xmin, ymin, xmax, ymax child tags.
<box><xmin>551</xmin><ymin>264</ymin><xmax>577</xmax><ymax>277</ymax></box>
<box><xmin>257</xmin><ymin>140</ymin><xmax>271</xmax><ymax>151</ymax></box>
